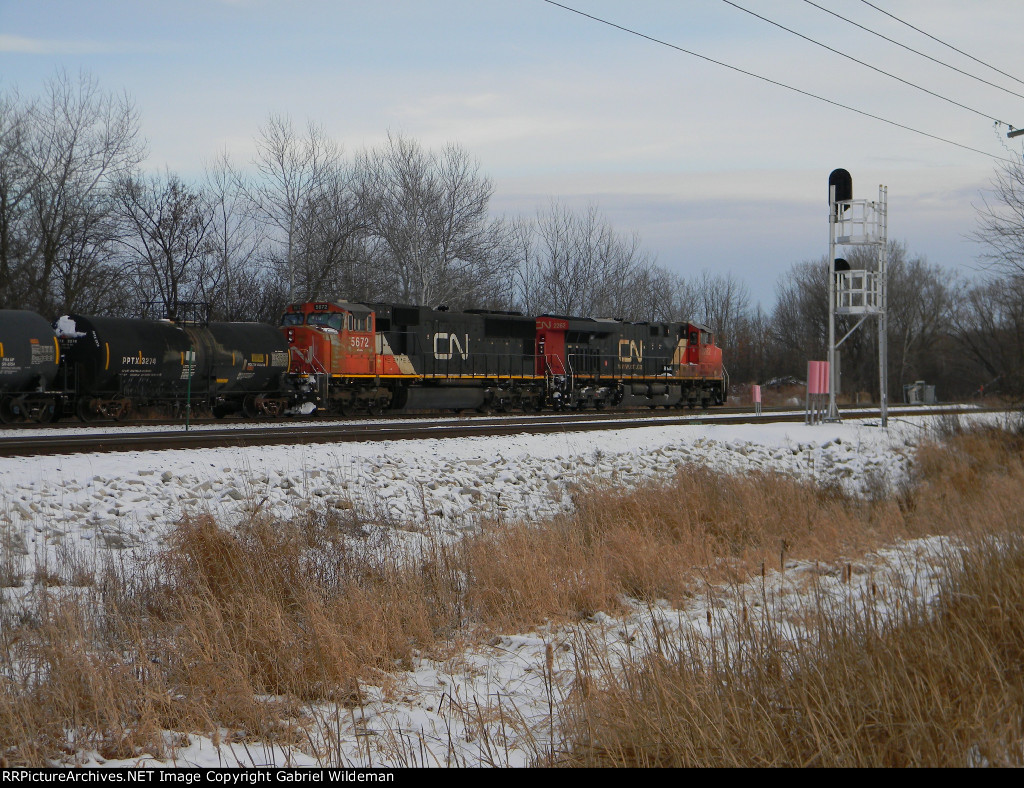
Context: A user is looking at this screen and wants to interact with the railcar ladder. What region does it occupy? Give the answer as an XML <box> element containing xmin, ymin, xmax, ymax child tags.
<box><xmin>544</xmin><ymin>354</ymin><xmax>574</xmax><ymax>397</ymax></box>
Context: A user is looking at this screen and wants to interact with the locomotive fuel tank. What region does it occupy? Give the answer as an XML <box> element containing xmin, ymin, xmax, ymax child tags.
<box><xmin>0</xmin><ymin>310</ymin><xmax>60</xmax><ymax>393</ymax></box>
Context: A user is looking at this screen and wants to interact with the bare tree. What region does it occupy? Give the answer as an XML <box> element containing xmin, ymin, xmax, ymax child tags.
<box><xmin>953</xmin><ymin>275</ymin><xmax>1024</xmax><ymax>397</ymax></box>
<box><xmin>204</xmin><ymin>150</ymin><xmax>266</xmax><ymax>320</ymax></box>
<box><xmin>114</xmin><ymin>171</ymin><xmax>213</xmax><ymax>319</ymax></box>
<box><xmin>973</xmin><ymin>151</ymin><xmax>1024</xmax><ymax>277</ymax></box>
<box><xmin>517</xmin><ymin>201</ymin><xmax>658</xmax><ymax>318</ymax></box>
<box><xmin>961</xmin><ymin>151</ymin><xmax>1024</xmax><ymax>398</ymax></box>
<box><xmin>28</xmin><ymin>70</ymin><xmax>143</xmax><ymax>313</ymax></box>
<box><xmin>249</xmin><ymin>115</ymin><xmax>340</xmax><ymax>304</ymax></box>
<box><xmin>769</xmin><ymin>259</ymin><xmax>831</xmax><ymax>379</ymax></box>
<box><xmin>0</xmin><ymin>89</ymin><xmax>38</xmax><ymax>308</ymax></box>
<box><xmin>363</xmin><ymin>133</ymin><xmax>512</xmax><ymax>308</ymax></box>
<box><xmin>885</xmin><ymin>245</ymin><xmax>952</xmax><ymax>393</ymax></box>
<box><xmin>292</xmin><ymin>159</ymin><xmax>373</xmax><ymax>302</ymax></box>
<box><xmin>695</xmin><ymin>271</ymin><xmax>750</xmax><ymax>345</ymax></box>
<box><xmin>0</xmin><ymin>71</ymin><xmax>142</xmax><ymax>313</ymax></box>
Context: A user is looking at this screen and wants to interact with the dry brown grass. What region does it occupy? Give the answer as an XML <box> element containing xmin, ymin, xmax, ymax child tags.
<box><xmin>555</xmin><ymin>530</ymin><xmax>1024</xmax><ymax>767</ymax></box>
<box><xmin>0</xmin><ymin>418</ymin><xmax>1021</xmax><ymax>765</ymax></box>
<box><xmin>551</xmin><ymin>418</ymin><xmax>1024</xmax><ymax>767</ymax></box>
<box><xmin>461</xmin><ymin>467</ymin><xmax>890</xmax><ymax>629</ymax></box>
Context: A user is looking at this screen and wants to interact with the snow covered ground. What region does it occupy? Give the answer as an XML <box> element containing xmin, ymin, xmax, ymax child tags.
<box><xmin>0</xmin><ymin>412</ymin><xmax>986</xmax><ymax>767</ymax></box>
<box><xmin>1</xmin><ymin>415</ymin><xmax>932</xmax><ymax>573</ymax></box>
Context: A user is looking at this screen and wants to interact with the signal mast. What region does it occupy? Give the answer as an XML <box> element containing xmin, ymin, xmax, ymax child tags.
<box><xmin>827</xmin><ymin>169</ymin><xmax>888</xmax><ymax>427</ymax></box>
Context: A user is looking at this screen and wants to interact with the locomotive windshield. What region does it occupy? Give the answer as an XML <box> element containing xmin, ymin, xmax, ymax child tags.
<box><xmin>308</xmin><ymin>313</ymin><xmax>345</xmax><ymax>331</ymax></box>
<box><xmin>281</xmin><ymin>313</ymin><xmax>304</xmax><ymax>327</ymax></box>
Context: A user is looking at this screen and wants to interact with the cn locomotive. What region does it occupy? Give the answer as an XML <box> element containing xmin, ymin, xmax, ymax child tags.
<box><xmin>0</xmin><ymin>301</ymin><xmax>726</xmax><ymax>423</ymax></box>
<box><xmin>283</xmin><ymin>300</ymin><xmax>726</xmax><ymax>414</ymax></box>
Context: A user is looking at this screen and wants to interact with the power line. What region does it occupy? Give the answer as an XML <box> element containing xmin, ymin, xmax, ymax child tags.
<box><xmin>800</xmin><ymin>0</ymin><xmax>1024</xmax><ymax>102</ymax></box>
<box><xmin>859</xmin><ymin>0</ymin><xmax>1024</xmax><ymax>88</ymax></box>
<box><xmin>720</xmin><ymin>0</ymin><xmax>1012</xmax><ymax>127</ymax></box>
<box><xmin>539</xmin><ymin>0</ymin><xmax>1014</xmax><ymax>164</ymax></box>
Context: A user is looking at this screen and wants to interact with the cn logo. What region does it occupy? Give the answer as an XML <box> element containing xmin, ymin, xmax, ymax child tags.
<box><xmin>434</xmin><ymin>333</ymin><xmax>470</xmax><ymax>361</ymax></box>
<box><xmin>618</xmin><ymin>339</ymin><xmax>643</xmax><ymax>363</ymax></box>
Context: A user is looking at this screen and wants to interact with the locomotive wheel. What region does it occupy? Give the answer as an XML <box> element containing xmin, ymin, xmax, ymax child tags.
<box><xmin>366</xmin><ymin>399</ymin><xmax>386</xmax><ymax>417</ymax></box>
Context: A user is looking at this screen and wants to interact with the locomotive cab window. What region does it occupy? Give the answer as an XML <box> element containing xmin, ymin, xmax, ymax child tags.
<box><xmin>281</xmin><ymin>313</ymin><xmax>304</xmax><ymax>327</ymax></box>
<box><xmin>690</xmin><ymin>331</ymin><xmax>699</xmax><ymax>345</ymax></box>
<box><xmin>308</xmin><ymin>313</ymin><xmax>344</xmax><ymax>331</ymax></box>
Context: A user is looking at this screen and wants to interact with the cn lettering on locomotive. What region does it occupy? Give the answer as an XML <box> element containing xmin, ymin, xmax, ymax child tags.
<box><xmin>433</xmin><ymin>333</ymin><xmax>470</xmax><ymax>361</ymax></box>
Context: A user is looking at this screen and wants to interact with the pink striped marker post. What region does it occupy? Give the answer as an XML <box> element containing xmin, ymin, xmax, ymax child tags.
<box><xmin>806</xmin><ymin>360</ymin><xmax>830</xmax><ymax>424</ymax></box>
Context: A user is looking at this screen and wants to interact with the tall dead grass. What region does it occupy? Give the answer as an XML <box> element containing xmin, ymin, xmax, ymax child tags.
<box><xmin>552</xmin><ymin>417</ymin><xmax>1024</xmax><ymax>767</ymax></box>
<box><xmin>556</xmin><ymin>530</ymin><xmax>1024</xmax><ymax>767</ymax></box>
<box><xmin>0</xmin><ymin>417</ymin><xmax>1021</xmax><ymax>765</ymax></box>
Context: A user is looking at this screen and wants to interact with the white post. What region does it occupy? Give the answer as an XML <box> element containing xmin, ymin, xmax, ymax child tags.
<box><xmin>878</xmin><ymin>185</ymin><xmax>889</xmax><ymax>428</ymax></box>
<box><xmin>827</xmin><ymin>186</ymin><xmax>839</xmax><ymax>421</ymax></box>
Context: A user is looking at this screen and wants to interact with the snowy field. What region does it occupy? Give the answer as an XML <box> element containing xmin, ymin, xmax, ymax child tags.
<box><xmin>0</xmin><ymin>412</ymin><xmax>987</xmax><ymax>767</ymax></box>
<box><xmin>0</xmin><ymin>415</ymin><xmax>929</xmax><ymax>575</ymax></box>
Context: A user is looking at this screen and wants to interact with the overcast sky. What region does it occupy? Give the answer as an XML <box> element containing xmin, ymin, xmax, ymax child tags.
<box><xmin>2</xmin><ymin>0</ymin><xmax>1022</xmax><ymax>307</ymax></box>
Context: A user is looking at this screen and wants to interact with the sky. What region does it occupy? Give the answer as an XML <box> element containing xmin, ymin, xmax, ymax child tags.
<box><xmin>2</xmin><ymin>0</ymin><xmax>1022</xmax><ymax>307</ymax></box>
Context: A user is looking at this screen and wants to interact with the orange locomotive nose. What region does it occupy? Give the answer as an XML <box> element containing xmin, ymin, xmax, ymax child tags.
<box><xmin>283</xmin><ymin>326</ymin><xmax>329</xmax><ymax>374</ymax></box>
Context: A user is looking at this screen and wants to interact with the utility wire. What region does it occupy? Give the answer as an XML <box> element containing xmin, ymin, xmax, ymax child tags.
<box><xmin>540</xmin><ymin>0</ymin><xmax>1014</xmax><ymax>164</ymax></box>
<box><xmin>860</xmin><ymin>0</ymin><xmax>1024</xmax><ymax>88</ymax></box>
<box><xmin>800</xmin><ymin>0</ymin><xmax>1024</xmax><ymax>102</ymax></box>
<box><xmin>720</xmin><ymin>0</ymin><xmax>1012</xmax><ymax>127</ymax></box>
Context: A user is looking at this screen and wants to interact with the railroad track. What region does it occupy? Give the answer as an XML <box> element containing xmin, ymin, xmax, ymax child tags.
<box><xmin>0</xmin><ymin>405</ymin><xmax>988</xmax><ymax>458</ymax></box>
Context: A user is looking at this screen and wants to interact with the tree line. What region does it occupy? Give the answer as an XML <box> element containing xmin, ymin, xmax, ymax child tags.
<box><xmin>2</xmin><ymin>72</ymin><xmax>1022</xmax><ymax>401</ymax></box>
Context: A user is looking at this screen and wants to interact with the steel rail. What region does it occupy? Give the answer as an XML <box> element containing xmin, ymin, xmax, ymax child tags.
<box><xmin>0</xmin><ymin>406</ymin><xmax>991</xmax><ymax>458</ymax></box>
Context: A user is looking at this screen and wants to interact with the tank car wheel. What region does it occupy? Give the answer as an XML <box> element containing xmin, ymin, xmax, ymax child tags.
<box><xmin>34</xmin><ymin>400</ymin><xmax>59</xmax><ymax>424</ymax></box>
<box><xmin>76</xmin><ymin>398</ymin><xmax>98</xmax><ymax>422</ymax></box>
<box><xmin>110</xmin><ymin>399</ymin><xmax>131</xmax><ymax>422</ymax></box>
<box><xmin>242</xmin><ymin>395</ymin><xmax>259</xmax><ymax>419</ymax></box>
<box><xmin>0</xmin><ymin>398</ymin><xmax>18</xmax><ymax>424</ymax></box>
